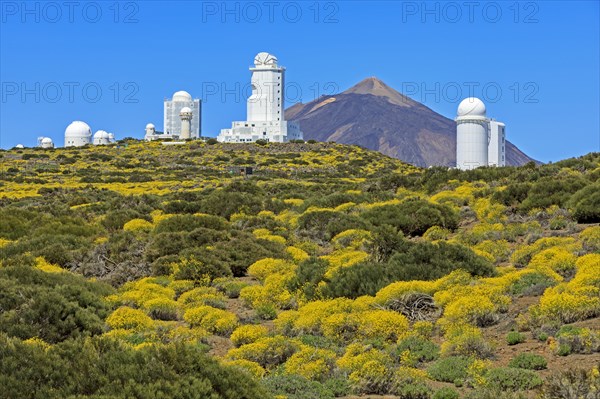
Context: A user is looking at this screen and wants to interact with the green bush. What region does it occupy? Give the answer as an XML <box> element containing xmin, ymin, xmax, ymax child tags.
<box><xmin>427</xmin><ymin>356</ymin><xmax>472</xmax><ymax>383</ymax></box>
<box><xmin>263</xmin><ymin>374</ymin><xmax>336</xmax><ymax>399</ymax></box>
<box><xmin>0</xmin><ymin>265</ymin><xmax>113</xmax><ymax>343</ymax></box>
<box><xmin>0</xmin><ymin>334</ymin><xmax>266</xmax><ymax>399</ymax></box>
<box><xmin>485</xmin><ymin>367</ymin><xmax>543</xmax><ymax>391</ymax></box>
<box><xmin>506</xmin><ymin>331</ymin><xmax>526</xmax><ymax>345</ymax></box>
<box><xmin>396</xmin><ymin>335</ymin><xmax>440</xmax><ymax>363</ymax></box>
<box><xmin>362</xmin><ymin>199</ymin><xmax>459</xmax><ymax>236</ymax></box>
<box><xmin>433</xmin><ymin>387</ymin><xmax>460</xmax><ymax>399</ymax></box>
<box><xmin>509</xmin><ymin>353</ymin><xmax>547</xmax><ymax>370</ymax></box>
<box><xmin>568</xmin><ymin>183</ymin><xmax>600</xmax><ymax>223</ymax></box>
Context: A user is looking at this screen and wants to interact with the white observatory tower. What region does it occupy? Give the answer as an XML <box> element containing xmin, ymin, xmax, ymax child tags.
<box><xmin>456</xmin><ymin>97</ymin><xmax>489</xmax><ymax>170</ymax></box>
<box><xmin>64</xmin><ymin>121</ymin><xmax>92</xmax><ymax>147</ymax></box>
<box><xmin>179</xmin><ymin>107</ymin><xmax>193</xmax><ymax>139</ymax></box>
<box><xmin>218</xmin><ymin>52</ymin><xmax>303</xmax><ymax>143</ymax></box>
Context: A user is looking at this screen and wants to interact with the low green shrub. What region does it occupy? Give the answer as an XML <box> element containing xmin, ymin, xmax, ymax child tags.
<box><xmin>506</xmin><ymin>331</ymin><xmax>526</xmax><ymax>345</ymax></box>
<box><xmin>427</xmin><ymin>356</ymin><xmax>472</xmax><ymax>383</ymax></box>
<box><xmin>433</xmin><ymin>387</ymin><xmax>460</xmax><ymax>399</ymax></box>
<box><xmin>509</xmin><ymin>353</ymin><xmax>547</xmax><ymax>370</ymax></box>
<box><xmin>485</xmin><ymin>367</ymin><xmax>543</xmax><ymax>391</ymax></box>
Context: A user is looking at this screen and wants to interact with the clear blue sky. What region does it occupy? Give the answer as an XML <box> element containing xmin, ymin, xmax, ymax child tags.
<box><xmin>1</xmin><ymin>1</ymin><xmax>598</xmax><ymax>162</ymax></box>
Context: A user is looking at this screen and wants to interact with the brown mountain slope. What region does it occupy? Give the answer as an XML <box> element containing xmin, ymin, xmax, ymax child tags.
<box><xmin>286</xmin><ymin>77</ymin><xmax>536</xmax><ymax>167</ymax></box>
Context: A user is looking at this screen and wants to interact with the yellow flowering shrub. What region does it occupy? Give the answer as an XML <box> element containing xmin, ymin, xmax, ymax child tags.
<box><xmin>536</xmin><ymin>285</ymin><xmax>600</xmax><ymax>324</ymax></box>
<box><xmin>337</xmin><ymin>343</ymin><xmax>392</xmax><ymax>373</ymax></box>
<box><xmin>164</xmin><ymin>325</ymin><xmax>209</xmax><ymax>345</ymax></box>
<box><xmin>580</xmin><ymin>226</ymin><xmax>600</xmax><ymax>251</ymax></box>
<box><xmin>240</xmin><ymin>272</ymin><xmax>295</xmax><ymax>309</ymax></box>
<box><xmin>247</xmin><ymin>258</ymin><xmax>295</xmax><ymax>282</ymax></box>
<box><xmin>183</xmin><ymin>306</ymin><xmax>238</xmax><ymax>335</ymax></box>
<box><xmin>142</xmin><ymin>297</ymin><xmax>180</xmax><ymax>320</ymax></box>
<box><xmin>322</xmin><ymin>249</ymin><xmax>369</xmax><ymax>278</ymax></box>
<box><xmin>375</xmin><ymin>281</ymin><xmax>436</xmax><ymax>307</ymax></box>
<box><xmin>223</xmin><ymin>359</ymin><xmax>266</xmax><ymax>378</ymax></box>
<box><xmin>167</xmin><ymin>279</ymin><xmax>196</xmax><ymax>297</ymax></box>
<box><xmin>529</xmin><ymin>247</ymin><xmax>577</xmax><ymax>276</ymax></box>
<box><xmin>120</xmin><ymin>279</ymin><xmax>175</xmax><ymax>307</ymax></box>
<box><xmin>284</xmin><ymin>347</ymin><xmax>337</xmax><ymax>381</ymax></box>
<box><xmin>348</xmin><ymin>360</ymin><xmax>390</xmax><ymax>394</ymax></box>
<box><xmin>35</xmin><ymin>257</ymin><xmax>65</xmax><ymax>273</ymax></box>
<box><xmin>510</xmin><ymin>236</ymin><xmax>581</xmax><ymax>267</ymax></box>
<box><xmin>331</xmin><ymin>229</ymin><xmax>371</xmax><ymax>249</ymax></box>
<box><xmin>356</xmin><ymin>310</ymin><xmax>409</xmax><ymax>342</ymax></box>
<box><xmin>474</xmin><ymin>239</ymin><xmax>510</xmax><ymax>263</ymax></box>
<box><xmin>441</xmin><ymin>295</ymin><xmax>499</xmax><ymax>327</ymax></box>
<box><xmin>0</xmin><ymin>238</ymin><xmax>12</xmax><ymax>248</ymax></box>
<box><xmin>473</xmin><ymin>198</ymin><xmax>506</xmax><ymax>223</ymax></box>
<box><xmin>286</xmin><ymin>246</ymin><xmax>309</xmax><ymax>262</ymax></box>
<box><xmin>290</xmin><ymin>298</ymin><xmax>355</xmax><ymax>335</ymax></box>
<box><xmin>283</xmin><ymin>198</ymin><xmax>304</xmax><ymax>207</ymax></box>
<box><xmin>123</xmin><ymin>218</ymin><xmax>153</xmax><ymax>232</ymax></box>
<box><xmin>230</xmin><ymin>324</ymin><xmax>269</xmax><ymax>347</ymax></box>
<box><xmin>440</xmin><ymin>325</ymin><xmax>493</xmax><ymax>358</ymax></box>
<box><xmin>177</xmin><ymin>286</ymin><xmax>226</xmax><ymax>309</ymax></box>
<box><xmin>106</xmin><ymin>306</ymin><xmax>154</xmax><ymax>332</ymax></box>
<box><xmin>23</xmin><ymin>337</ymin><xmax>50</xmax><ymax>350</ymax></box>
<box><xmin>226</xmin><ymin>336</ymin><xmax>301</xmax><ymax>369</ymax></box>
<box><xmin>571</xmin><ymin>254</ymin><xmax>600</xmax><ymax>287</ymax></box>
<box><xmin>321</xmin><ymin>312</ymin><xmax>360</xmax><ymax>342</ymax></box>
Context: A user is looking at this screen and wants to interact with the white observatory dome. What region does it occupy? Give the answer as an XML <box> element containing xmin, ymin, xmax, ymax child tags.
<box><xmin>146</xmin><ymin>123</ymin><xmax>155</xmax><ymax>129</ymax></box>
<box><xmin>94</xmin><ymin>130</ymin><xmax>109</xmax><ymax>139</ymax></box>
<box><xmin>41</xmin><ymin>137</ymin><xmax>52</xmax><ymax>144</ymax></box>
<box><xmin>65</xmin><ymin>121</ymin><xmax>93</xmax><ymax>139</ymax></box>
<box><xmin>15</xmin><ymin>144</ymin><xmax>25</xmax><ymax>149</ymax></box>
<box><xmin>180</xmin><ymin>106</ymin><xmax>192</xmax><ymax>114</ymax></box>
<box><xmin>457</xmin><ymin>97</ymin><xmax>486</xmax><ymax>118</ymax></box>
<box><xmin>254</xmin><ymin>52</ymin><xmax>278</xmax><ymax>67</ymax></box>
<box><xmin>172</xmin><ymin>91</ymin><xmax>192</xmax><ymax>102</ymax></box>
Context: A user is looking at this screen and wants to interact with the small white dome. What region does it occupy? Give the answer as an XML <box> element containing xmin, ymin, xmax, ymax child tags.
<box><xmin>180</xmin><ymin>106</ymin><xmax>192</xmax><ymax>114</ymax></box>
<box><xmin>457</xmin><ymin>97</ymin><xmax>486</xmax><ymax>117</ymax></box>
<box><xmin>65</xmin><ymin>121</ymin><xmax>92</xmax><ymax>138</ymax></box>
<box><xmin>15</xmin><ymin>144</ymin><xmax>24</xmax><ymax>149</ymax></box>
<box><xmin>146</xmin><ymin>123</ymin><xmax>155</xmax><ymax>129</ymax></box>
<box><xmin>94</xmin><ymin>130</ymin><xmax>109</xmax><ymax>139</ymax></box>
<box><xmin>41</xmin><ymin>137</ymin><xmax>53</xmax><ymax>144</ymax></box>
<box><xmin>254</xmin><ymin>52</ymin><xmax>278</xmax><ymax>67</ymax></box>
<box><xmin>107</xmin><ymin>133</ymin><xmax>115</xmax><ymax>141</ymax></box>
<box><xmin>172</xmin><ymin>91</ymin><xmax>192</xmax><ymax>102</ymax></box>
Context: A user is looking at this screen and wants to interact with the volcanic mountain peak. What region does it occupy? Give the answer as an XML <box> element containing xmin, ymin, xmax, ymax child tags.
<box><xmin>286</xmin><ymin>78</ymin><xmax>536</xmax><ymax>167</ymax></box>
<box><xmin>342</xmin><ymin>77</ymin><xmax>418</xmax><ymax>107</ymax></box>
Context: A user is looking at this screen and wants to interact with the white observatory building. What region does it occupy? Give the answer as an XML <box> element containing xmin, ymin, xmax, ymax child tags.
<box><xmin>93</xmin><ymin>130</ymin><xmax>111</xmax><ymax>145</ymax></box>
<box><xmin>38</xmin><ymin>137</ymin><xmax>54</xmax><ymax>149</ymax></box>
<box><xmin>456</xmin><ymin>97</ymin><xmax>506</xmax><ymax>170</ymax></box>
<box><xmin>217</xmin><ymin>52</ymin><xmax>303</xmax><ymax>143</ymax></box>
<box><xmin>164</xmin><ymin>91</ymin><xmax>201</xmax><ymax>139</ymax></box>
<box><xmin>65</xmin><ymin>121</ymin><xmax>92</xmax><ymax>147</ymax></box>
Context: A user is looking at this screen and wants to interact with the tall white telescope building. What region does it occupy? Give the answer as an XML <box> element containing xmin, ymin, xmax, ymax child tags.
<box><xmin>456</xmin><ymin>97</ymin><xmax>506</xmax><ymax>170</ymax></box>
<box><xmin>164</xmin><ymin>91</ymin><xmax>201</xmax><ymax>138</ymax></box>
<box><xmin>218</xmin><ymin>52</ymin><xmax>303</xmax><ymax>143</ymax></box>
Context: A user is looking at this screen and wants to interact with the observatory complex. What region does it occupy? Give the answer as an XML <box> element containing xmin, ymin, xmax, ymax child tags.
<box><xmin>145</xmin><ymin>91</ymin><xmax>201</xmax><ymax>141</ymax></box>
<box><xmin>64</xmin><ymin>121</ymin><xmax>116</xmax><ymax>147</ymax></box>
<box><xmin>455</xmin><ymin>97</ymin><xmax>506</xmax><ymax>170</ymax></box>
<box><xmin>217</xmin><ymin>52</ymin><xmax>303</xmax><ymax>143</ymax></box>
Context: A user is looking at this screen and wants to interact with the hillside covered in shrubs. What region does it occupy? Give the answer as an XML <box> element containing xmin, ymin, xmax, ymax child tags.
<box><xmin>0</xmin><ymin>140</ymin><xmax>599</xmax><ymax>399</ymax></box>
